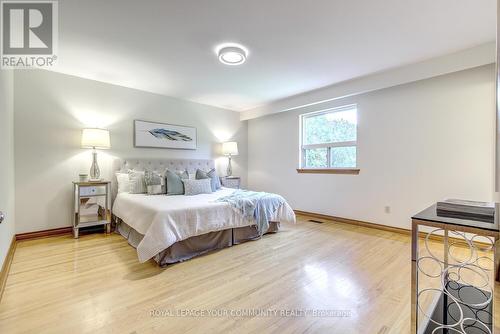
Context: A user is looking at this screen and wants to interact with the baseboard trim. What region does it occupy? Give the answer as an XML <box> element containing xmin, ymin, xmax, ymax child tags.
<box><xmin>294</xmin><ymin>210</ymin><xmax>491</xmax><ymax>248</ymax></box>
<box><xmin>294</xmin><ymin>210</ymin><xmax>410</xmax><ymax>235</ymax></box>
<box><xmin>0</xmin><ymin>236</ymin><xmax>16</xmax><ymax>302</ymax></box>
<box><xmin>16</xmin><ymin>227</ymin><xmax>73</xmax><ymax>241</ymax></box>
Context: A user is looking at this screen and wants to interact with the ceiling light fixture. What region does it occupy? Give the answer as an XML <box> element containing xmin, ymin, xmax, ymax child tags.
<box><xmin>216</xmin><ymin>43</ymin><xmax>248</xmax><ymax>66</ymax></box>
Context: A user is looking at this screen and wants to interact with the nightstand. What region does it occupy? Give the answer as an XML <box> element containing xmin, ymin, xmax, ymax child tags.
<box><xmin>73</xmin><ymin>181</ymin><xmax>111</xmax><ymax>239</ymax></box>
<box><xmin>220</xmin><ymin>176</ymin><xmax>241</xmax><ymax>189</ymax></box>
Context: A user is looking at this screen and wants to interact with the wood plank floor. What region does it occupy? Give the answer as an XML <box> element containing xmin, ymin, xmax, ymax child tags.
<box><xmin>0</xmin><ymin>215</ymin><xmax>498</xmax><ymax>334</ymax></box>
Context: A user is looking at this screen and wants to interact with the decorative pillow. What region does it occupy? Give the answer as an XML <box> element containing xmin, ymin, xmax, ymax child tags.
<box><xmin>182</xmin><ymin>178</ymin><xmax>213</xmax><ymax>196</ymax></box>
<box><xmin>116</xmin><ymin>172</ymin><xmax>130</xmax><ymax>193</ymax></box>
<box><xmin>165</xmin><ymin>169</ymin><xmax>189</xmax><ymax>195</ymax></box>
<box><xmin>196</xmin><ymin>168</ymin><xmax>221</xmax><ymax>192</ymax></box>
<box><xmin>144</xmin><ymin>170</ymin><xmax>165</xmax><ymax>195</ymax></box>
<box><xmin>128</xmin><ymin>170</ymin><xmax>146</xmax><ymax>194</ymax></box>
<box><xmin>208</xmin><ymin>169</ymin><xmax>222</xmax><ymax>190</ymax></box>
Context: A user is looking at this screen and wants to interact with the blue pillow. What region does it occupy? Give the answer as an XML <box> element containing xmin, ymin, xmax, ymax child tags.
<box><xmin>208</xmin><ymin>169</ymin><xmax>222</xmax><ymax>190</ymax></box>
<box><xmin>165</xmin><ymin>169</ymin><xmax>189</xmax><ymax>195</ymax></box>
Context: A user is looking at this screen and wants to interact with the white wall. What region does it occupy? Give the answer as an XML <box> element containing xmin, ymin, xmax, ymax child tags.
<box><xmin>0</xmin><ymin>70</ymin><xmax>15</xmax><ymax>268</ymax></box>
<box><xmin>14</xmin><ymin>70</ymin><xmax>247</xmax><ymax>234</ymax></box>
<box><xmin>248</xmin><ymin>64</ymin><xmax>495</xmax><ymax>230</ymax></box>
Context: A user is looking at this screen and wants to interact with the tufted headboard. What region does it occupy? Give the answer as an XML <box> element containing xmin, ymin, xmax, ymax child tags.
<box><xmin>111</xmin><ymin>158</ymin><xmax>215</xmax><ymax>201</ymax></box>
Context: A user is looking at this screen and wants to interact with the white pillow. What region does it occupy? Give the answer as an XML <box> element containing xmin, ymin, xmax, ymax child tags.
<box><xmin>116</xmin><ymin>172</ymin><xmax>130</xmax><ymax>193</ymax></box>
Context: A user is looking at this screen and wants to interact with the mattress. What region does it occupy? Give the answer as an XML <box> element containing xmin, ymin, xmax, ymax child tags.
<box><xmin>113</xmin><ymin>187</ymin><xmax>295</xmax><ymax>262</ymax></box>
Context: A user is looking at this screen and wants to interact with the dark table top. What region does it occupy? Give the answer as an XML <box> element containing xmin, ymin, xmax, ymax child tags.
<box><xmin>412</xmin><ymin>204</ymin><xmax>499</xmax><ymax>232</ymax></box>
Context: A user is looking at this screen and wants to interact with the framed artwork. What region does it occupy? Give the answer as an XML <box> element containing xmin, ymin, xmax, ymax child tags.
<box><xmin>134</xmin><ymin>120</ymin><xmax>197</xmax><ymax>150</ymax></box>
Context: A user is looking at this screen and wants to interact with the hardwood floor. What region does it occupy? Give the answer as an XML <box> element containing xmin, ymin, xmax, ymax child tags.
<box><xmin>0</xmin><ymin>215</ymin><xmax>497</xmax><ymax>334</ymax></box>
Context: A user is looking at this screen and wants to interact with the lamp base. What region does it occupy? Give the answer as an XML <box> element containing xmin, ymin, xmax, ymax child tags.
<box><xmin>226</xmin><ymin>155</ymin><xmax>232</xmax><ymax>177</ymax></box>
<box><xmin>89</xmin><ymin>149</ymin><xmax>101</xmax><ymax>180</ymax></box>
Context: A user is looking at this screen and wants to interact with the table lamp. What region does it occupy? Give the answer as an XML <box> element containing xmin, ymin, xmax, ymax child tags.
<box><xmin>81</xmin><ymin>128</ymin><xmax>110</xmax><ymax>181</ymax></box>
<box><xmin>222</xmin><ymin>141</ymin><xmax>238</xmax><ymax>176</ymax></box>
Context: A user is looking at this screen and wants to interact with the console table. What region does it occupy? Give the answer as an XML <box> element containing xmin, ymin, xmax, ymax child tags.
<box><xmin>411</xmin><ymin>204</ymin><xmax>499</xmax><ymax>333</ymax></box>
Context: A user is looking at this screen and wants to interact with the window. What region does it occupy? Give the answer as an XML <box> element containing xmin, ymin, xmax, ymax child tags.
<box><xmin>300</xmin><ymin>105</ymin><xmax>358</xmax><ymax>170</ymax></box>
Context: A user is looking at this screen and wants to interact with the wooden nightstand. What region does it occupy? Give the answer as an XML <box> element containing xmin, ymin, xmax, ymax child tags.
<box><xmin>220</xmin><ymin>176</ymin><xmax>241</xmax><ymax>189</ymax></box>
<box><xmin>73</xmin><ymin>181</ymin><xmax>111</xmax><ymax>239</ymax></box>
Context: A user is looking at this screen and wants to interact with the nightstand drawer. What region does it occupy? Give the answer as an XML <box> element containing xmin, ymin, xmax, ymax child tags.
<box><xmin>79</xmin><ymin>185</ymin><xmax>107</xmax><ymax>196</ymax></box>
<box><xmin>220</xmin><ymin>177</ymin><xmax>241</xmax><ymax>189</ymax></box>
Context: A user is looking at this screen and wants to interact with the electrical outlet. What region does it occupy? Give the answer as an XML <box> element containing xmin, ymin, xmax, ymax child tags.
<box><xmin>384</xmin><ymin>206</ymin><xmax>391</xmax><ymax>214</ymax></box>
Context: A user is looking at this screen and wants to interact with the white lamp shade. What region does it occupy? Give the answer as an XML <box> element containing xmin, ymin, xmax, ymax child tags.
<box><xmin>222</xmin><ymin>141</ymin><xmax>238</xmax><ymax>156</ymax></box>
<box><xmin>81</xmin><ymin>128</ymin><xmax>111</xmax><ymax>149</ymax></box>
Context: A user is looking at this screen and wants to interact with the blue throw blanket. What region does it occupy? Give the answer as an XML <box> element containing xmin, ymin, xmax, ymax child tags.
<box><xmin>217</xmin><ymin>190</ymin><xmax>285</xmax><ymax>235</ymax></box>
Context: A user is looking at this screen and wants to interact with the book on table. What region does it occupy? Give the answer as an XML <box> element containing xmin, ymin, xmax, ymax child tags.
<box><xmin>436</xmin><ymin>199</ymin><xmax>495</xmax><ymax>222</ymax></box>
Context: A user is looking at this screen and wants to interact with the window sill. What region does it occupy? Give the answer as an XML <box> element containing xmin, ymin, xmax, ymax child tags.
<box><xmin>296</xmin><ymin>168</ymin><xmax>360</xmax><ymax>175</ymax></box>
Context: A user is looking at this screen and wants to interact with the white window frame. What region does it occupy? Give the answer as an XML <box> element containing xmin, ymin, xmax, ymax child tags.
<box><xmin>299</xmin><ymin>104</ymin><xmax>358</xmax><ymax>169</ymax></box>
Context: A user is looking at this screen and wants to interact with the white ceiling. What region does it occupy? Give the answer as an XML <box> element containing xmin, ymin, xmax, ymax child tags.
<box><xmin>54</xmin><ymin>0</ymin><xmax>496</xmax><ymax>111</ymax></box>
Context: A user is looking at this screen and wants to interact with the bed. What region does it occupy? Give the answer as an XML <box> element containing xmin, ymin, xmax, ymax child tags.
<box><xmin>111</xmin><ymin>159</ymin><xmax>295</xmax><ymax>266</ymax></box>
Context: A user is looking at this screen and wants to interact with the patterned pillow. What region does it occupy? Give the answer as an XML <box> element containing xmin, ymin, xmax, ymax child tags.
<box><xmin>144</xmin><ymin>170</ymin><xmax>165</xmax><ymax>195</ymax></box>
<box><xmin>128</xmin><ymin>170</ymin><xmax>146</xmax><ymax>194</ymax></box>
<box><xmin>165</xmin><ymin>169</ymin><xmax>189</xmax><ymax>195</ymax></box>
<box><xmin>195</xmin><ymin>168</ymin><xmax>221</xmax><ymax>192</ymax></box>
<box><xmin>182</xmin><ymin>179</ymin><xmax>213</xmax><ymax>196</ymax></box>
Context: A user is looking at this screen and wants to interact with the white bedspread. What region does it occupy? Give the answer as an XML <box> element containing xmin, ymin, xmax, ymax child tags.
<box><xmin>113</xmin><ymin>188</ymin><xmax>296</xmax><ymax>262</ymax></box>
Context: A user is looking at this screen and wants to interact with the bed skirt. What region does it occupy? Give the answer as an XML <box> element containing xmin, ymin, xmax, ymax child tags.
<box><xmin>115</xmin><ymin>219</ymin><xmax>280</xmax><ymax>267</ymax></box>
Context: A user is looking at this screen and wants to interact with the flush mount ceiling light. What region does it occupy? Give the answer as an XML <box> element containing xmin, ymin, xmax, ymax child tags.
<box><xmin>216</xmin><ymin>43</ymin><xmax>248</xmax><ymax>66</ymax></box>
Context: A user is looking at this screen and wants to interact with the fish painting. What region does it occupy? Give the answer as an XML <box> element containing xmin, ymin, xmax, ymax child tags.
<box><xmin>148</xmin><ymin>128</ymin><xmax>193</xmax><ymax>141</ymax></box>
<box><xmin>135</xmin><ymin>120</ymin><xmax>197</xmax><ymax>149</ymax></box>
